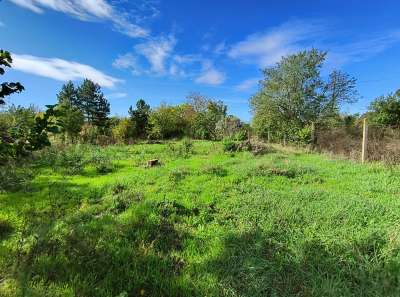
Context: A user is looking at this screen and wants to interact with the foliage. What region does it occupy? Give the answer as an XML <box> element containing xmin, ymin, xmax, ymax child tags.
<box><xmin>368</xmin><ymin>90</ymin><xmax>400</xmax><ymax>127</ymax></box>
<box><xmin>112</xmin><ymin>118</ymin><xmax>133</xmax><ymax>144</ymax></box>
<box><xmin>148</xmin><ymin>104</ymin><xmax>191</xmax><ymax>139</ymax></box>
<box><xmin>55</xmin><ymin>99</ymin><xmax>85</xmax><ymax>142</ymax></box>
<box><xmin>128</xmin><ymin>99</ymin><xmax>151</xmax><ymax>138</ymax></box>
<box><xmin>215</xmin><ymin>115</ymin><xmax>247</xmax><ymax>140</ymax></box>
<box><xmin>0</xmin><ymin>161</ymin><xmax>33</xmax><ymax>192</ymax></box>
<box><xmin>76</xmin><ymin>79</ymin><xmax>110</xmax><ymax>128</ymax></box>
<box><xmin>251</xmin><ymin>49</ymin><xmax>358</xmax><ymax>143</ymax></box>
<box><xmin>222</xmin><ymin>139</ymin><xmax>239</xmax><ymax>152</ymax></box>
<box><xmin>168</xmin><ymin>138</ymin><xmax>194</xmax><ymax>158</ymax></box>
<box><xmin>56</xmin><ymin>145</ymin><xmax>87</xmax><ymax>175</ymax></box>
<box><xmin>0</xmin><ymin>104</ymin><xmax>58</xmax><ymax>162</ymax></box>
<box><xmin>89</xmin><ymin>150</ymin><xmax>114</xmax><ymax>174</ymax></box>
<box><xmin>187</xmin><ymin>93</ymin><xmax>227</xmax><ymax>140</ymax></box>
<box><xmin>80</xmin><ymin>124</ymin><xmax>101</xmax><ymax>144</ymax></box>
<box><xmin>1</xmin><ymin>141</ymin><xmax>400</xmax><ymax>296</ymax></box>
<box><xmin>0</xmin><ymin>50</ymin><xmax>24</xmax><ymax>105</ymax></box>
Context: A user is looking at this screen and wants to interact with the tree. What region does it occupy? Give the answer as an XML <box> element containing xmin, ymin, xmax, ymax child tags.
<box><xmin>55</xmin><ymin>100</ymin><xmax>85</xmax><ymax>143</ymax></box>
<box><xmin>0</xmin><ymin>50</ymin><xmax>24</xmax><ymax>105</ymax></box>
<box><xmin>148</xmin><ymin>104</ymin><xmax>190</xmax><ymax>139</ymax></box>
<box><xmin>76</xmin><ymin>79</ymin><xmax>110</xmax><ymax>128</ymax></box>
<box><xmin>187</xmin><ymin>93</ymin><xmax>227</xmax><ymax>140</ymax></box>
<box><xmin>216</xmin><ymin>115</ymin><xmax>247</xmax><ymax>140</ymax></box>
<box><xmin>112</xmin><ymin>118</ymin><xmax>132</xmax><ymax>144</ymax></box>
<box><xmin>128</xmin><ymin>99</ymin><xmax>150</xmax><ymax>138</ymax></box>
<box><xmin>322</xmin><ymin>70</ymin><xmax>358</xmax><ymax>121</ymax></box>
<box><xmin>251</xmin><ymin>49</ymin><xmax>358</xmax><ymax>142</ymax></box>
<box><xmin>57</xmin><ymin>81</ymin><xmax>77</xmax><ymax>105</ymax></box>
<box><xmin>368</xmin><ymin>91</ymin><xmax>400</xmax><ymax>127</ymax></box>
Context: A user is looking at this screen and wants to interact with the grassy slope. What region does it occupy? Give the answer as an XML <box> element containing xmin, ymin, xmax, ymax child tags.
<box><xmin>1</xmin><ymin>141</ymin><xmax>400</xmax><ymax>297</ymax></box>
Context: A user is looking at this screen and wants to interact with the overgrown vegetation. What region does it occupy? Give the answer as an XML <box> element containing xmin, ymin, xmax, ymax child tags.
<box><xmin>1</xmin><ymin>141</ymin><xmax>400</xmax><ymax>297</ymax></box>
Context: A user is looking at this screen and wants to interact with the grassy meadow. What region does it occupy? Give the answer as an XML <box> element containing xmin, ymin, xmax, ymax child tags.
<box><xmin>1</xmin><ymin>141</ymin><xmax>400</xmax><ymax>296</ymax></box>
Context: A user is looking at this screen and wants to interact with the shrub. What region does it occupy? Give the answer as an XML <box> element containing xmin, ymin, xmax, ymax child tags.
<box><xmin>89</xmin><ymin>150</ymin><xmax>114</xmax><ymax>174</ymax></box>
<box><xmin>179</xmin><ymin>138</ymin><xmax>194</xmax><ymax>157</ymax></box>
<box><xmin>222</xmin><ymin>139</ymin><xmax>238</xmax><ymax>152</ymax></box>
<box><xmin>0</xmin><ymin>163</ymin><xmax>33</xmax><ymax>192</ymax></box>
<box><xmin>57</xmin><ymin>146</ymin><xmax>86</xmax><ymax>175</ymax></box>
<box><xmin>112</xmin><ymin>119</ymin><xmax>133</xmax><ymax>144</ymax></box>
<box><xmin>169</xmin><ymin>167</ymin><xmax>191</xmax><ymax>183</ymax></box>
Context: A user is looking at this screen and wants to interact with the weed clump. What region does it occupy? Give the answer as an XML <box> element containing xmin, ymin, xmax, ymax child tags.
<box><xmin>57</xmin><ymin>146</ymin><xmax>86</xmax><ymax>175</ymax></box>
<box><xmin>89</xmin><ymin>150</ymin><xmax>114</xmax><ymax>174</ymax></box>
<box><xmin>168</xmin><ymin>138</ymin><xmax>194</xmax><ymax>158</ymax></box>
<box><xmin>202</xmin><ymin>165</ymin><xmax>228</xmax><ymax>177</ymax></box>
<box><xmin>169</xmin><ymin>167</ymin><xmax>191</xmax><ymax>183</ymax></box>
<box><xmin>223</xmin><ymin>139</ymin><xmax>271</xmax><ymax>155</ymax></box>
<box><xmin>0</xmin><ymin>163</ymin><xmax>33</xmax><ymax>192</ymax></box>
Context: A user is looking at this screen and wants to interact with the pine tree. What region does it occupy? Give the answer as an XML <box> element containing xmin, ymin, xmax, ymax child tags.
<box><xmin>128</xmin><ymin>99</ymin><xmax>150</xmax><ymax>138</ymax></box>
<box><xmin>92</xmin><ymin>93</ymin><xmax>110</xmax><ymax>128</ymax></box>
<box><xmin>76</xmin><ymin>79</ymin><xmax>110</xmax><ymax>127</ymax></box>
<box><xmin>57</xmin><ymin>81</ymin><xmax>77</xmax><ymax>105</ymax></box>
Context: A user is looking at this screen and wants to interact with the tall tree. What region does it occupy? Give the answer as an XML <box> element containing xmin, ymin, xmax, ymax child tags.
<box><xmin>57</xmin><ymin>81</ymin><xmax>77</xmax><ymax>105</ymax></box>
<box><xmin>55</xmin><ymin>100</ymin><xmax>85</xmax><ymax>142</ymax></box>
<box><xmin>128</xmin><ymin>99</ymin><xmax>150</xmax><ymax>138</ymax></box>
<box><xmin>0</xmin><ymin>50</ymin><xmax>24</xmax><ymax>105</ymax></box>
<box><xmin>187</xmin><ymin>93</ymin><xmax>227</xmax><ymax>140</ymax></box>
<box><xmin>76</xmin><ymin>79</ymin><xmax>110</xmax><ymax>127</ymax></box>
<box><xmin>251</xmin><ymin>49</ymin><xmax>358</xmax><ymax>141</ymax></box>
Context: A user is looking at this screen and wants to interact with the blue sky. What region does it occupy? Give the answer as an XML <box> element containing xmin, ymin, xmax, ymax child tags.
<box><xmin>1</xmin><ymin>0</ymin><xmax>400</xmax><ymax>121</ymax></box>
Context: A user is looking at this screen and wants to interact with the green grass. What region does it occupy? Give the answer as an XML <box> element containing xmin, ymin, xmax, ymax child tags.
<box><xmin>1</xmin><ymin>141</ymin><xmax>400</xmax><ymax>296</ymax></box>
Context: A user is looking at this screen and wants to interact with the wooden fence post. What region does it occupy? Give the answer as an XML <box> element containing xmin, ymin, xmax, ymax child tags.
<box><xmin>311</xmin><ymin>122</ymin><xmax>316</xmax><ymax>147</ymax></box>
<box><xmin>361</xmin><ymin>118</ymin><xmax>368</xmax><ymax>164</ymax></box>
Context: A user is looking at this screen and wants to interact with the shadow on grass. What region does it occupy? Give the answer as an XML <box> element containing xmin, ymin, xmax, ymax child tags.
<box><xmin>204</xmin><ymin>228</ymin><xmax>400</xmax><ymax>297</ymax></box>
<box><xmin>5</xmin><ymin>178</ymin><xmax>198</xmax><ymax>297</ymax></box>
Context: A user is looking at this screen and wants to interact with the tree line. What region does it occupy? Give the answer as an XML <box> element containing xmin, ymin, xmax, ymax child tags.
<box><xmin>0</xmin><ymin>50</ymin><xmax>248</xmax><ymax>162</ymax></box>
<box><xmin>2</xmin><ymin>47</ymin><xmax>400</xmax><ymax>163</ymax></box>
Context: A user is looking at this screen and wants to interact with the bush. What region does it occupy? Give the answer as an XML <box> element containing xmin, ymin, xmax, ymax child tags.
<box><xmin>57</xmin><ymin>146</ymin><xmax>86</xmax><ymax>175</ymax></box>
<box><xmin>112</xmin><ymin>119</ymin><xmax>133</xmax><ymax>144</ymax></box>
<box><xmin>222</xmin><ymin>140</ymin><xmax>238</xmax><ymax>152</ymax></box>
<box><xmin>0</xmin><ymin>163</ymin><xmax>33</xmax><ymax>192</ymax></box>
<box><xmin>89</xmin><ymin>150</ymin><xmax>114</xmax><ymax>174</ymax></box>
<box><xmin>168</xmin><ymin>139</ymin><xmax>194</xmax><ymax>158</ymax></box>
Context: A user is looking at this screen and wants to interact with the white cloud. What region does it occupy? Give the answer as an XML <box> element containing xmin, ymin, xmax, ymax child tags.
<box><xmin>195</xmin><ymin>61</ymin><xmax>226</xmax><ymax>86</ymax></box>
<box><xmin>112</xmin><ymin>53</ymin><xmax>142</xmax><ymax>75</ymax></box>
<box><xmin>228</xmin><ymin>20</ymin><xmax>323</xmax><ymax>68</ymax></box>
<box><xmin>114</xmin><ymin>36</ymin><xmax>184</xmax><ymax>76</ymax></box>
<box><xmin>327</xmin><ymin>31</ymin><xmax>400</xmax><ymax>68</ymax></box>
<box><xmin>235</xmin><ymin>78</ymin><xmax>259</xmax><ymax>91</ymax></box>
<box><xmin>134</xmin><ymin>36</ymin><xmax>176</xmax><ymax>74</ymax></box>
<box><xmin>113</xmin><ymin>39</ymin><xmax>226</xmax><ymax>86</ymax></box>
<box><xmin>8</xmin><ymin>0</ymin><xmax>149</xmax><ymax>38</ymax></box>
<box><xmin>12</xmin><ymin>53</ymin><xmax>122</xmax><ymax>88</ymax></box>
<box><xmin>228</xmin><ymin>19</ymin><xmax>400</xmax><ymax>69</ymax></box>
